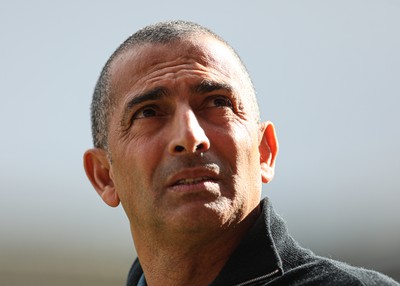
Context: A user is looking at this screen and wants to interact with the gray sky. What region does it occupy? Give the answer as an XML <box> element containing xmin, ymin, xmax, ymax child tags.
<box><xmin>1</xmin><ymin>0</ymin><xmax>399</xmax><ymax>283</ymax></box>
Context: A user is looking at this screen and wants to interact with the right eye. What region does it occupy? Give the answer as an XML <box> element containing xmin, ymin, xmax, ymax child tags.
<box><xmin>132</xmin><ymin>106</ymin><xmax>158</xmax><ymax>120</ymax></box>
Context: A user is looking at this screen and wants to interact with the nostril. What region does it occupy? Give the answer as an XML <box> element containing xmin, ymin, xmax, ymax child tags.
<box><xmin>174</xmin><ymin>145</ymin><xmax>185</xmax><ymax>152</ymax></box>
<box><xmin>196</xmin><ymin>144</ymin><xmax>204</xmax><ymax>151</ymax></box>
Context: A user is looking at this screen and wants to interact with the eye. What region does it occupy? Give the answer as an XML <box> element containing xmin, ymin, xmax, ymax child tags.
<box><xmin>132</xmin><ymin>106</ymin><xmax>158</xmax><ymax>120</ymax></box>
<box><xmin>208</xmin><ymin>96</ymin><xmax>233</xmax><ymax>109</ymax></box>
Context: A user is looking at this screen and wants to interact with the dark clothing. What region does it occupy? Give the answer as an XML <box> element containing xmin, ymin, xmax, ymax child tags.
<box><xmin>127</xmin><ymin>198</ymin><xmax>399</xmax><ymax>285</ymax></box>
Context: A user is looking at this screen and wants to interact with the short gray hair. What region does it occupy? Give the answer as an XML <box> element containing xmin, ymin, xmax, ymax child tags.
<box><xmin>90</xmin><ymin>20</ymin><xmax>258</xmax><ymax>150</ymax></box>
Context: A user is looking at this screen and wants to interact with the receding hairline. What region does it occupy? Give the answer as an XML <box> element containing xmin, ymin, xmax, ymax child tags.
<box><xmin>108</xmin><ymin>31</ymin><xmax>237</xmax><ymax>78</ymax></box>
<box><xmin>107</xmin><ymin>33</ymin><xmax>240</xmax><ymax>92</ymax></box>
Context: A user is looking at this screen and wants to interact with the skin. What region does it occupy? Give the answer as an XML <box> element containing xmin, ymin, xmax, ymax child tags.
<box><xmin>84</xmin><ymin>34</ymin><xmax>278</xmax><ymax>286</ymax></box>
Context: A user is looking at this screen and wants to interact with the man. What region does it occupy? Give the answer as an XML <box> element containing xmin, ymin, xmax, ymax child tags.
<box><xmin>83</xmin><ymin>21</ymin><xmax>398</xmax><ymax>286</ymax></box>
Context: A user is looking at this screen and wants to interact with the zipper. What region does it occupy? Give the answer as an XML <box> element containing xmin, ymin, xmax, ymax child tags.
<box><xmin>232</xmin><ymin>269</ymin><xmax>281</xmax><ymax>286</ymax></box>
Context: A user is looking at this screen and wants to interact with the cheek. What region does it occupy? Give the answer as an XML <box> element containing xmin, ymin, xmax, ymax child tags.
<box><xmin>110</xmin><ymin>147</ymin><xmax>148</xmax><ymax>195</ymax></box>
<box><xmin>112</xmin><ymin>132</ymin><xmax>168</xmax><ymax>198</ymax></box>
<box><xmin>228</xmin><ymin>120</ymin><xmax>258</xmax><ymax>153</ymax></box>
<box><xmin>211</xmin><ymin>122</ymin><xmax>259</xmax><ymax>171</ymax></box>
<box><xmin>111</xmin><ymin>157</ymin><xmax>154</xmax><ymax>225</ymax></box>
<box><xmin>230</xmin><ymin>123</ymin><xmax>261</xmax><ymax>179</ymax></box>
<box><xmin>114</xmin><ymin>152</ymin><xmax>155</xmax><ymax>192</ymax></box>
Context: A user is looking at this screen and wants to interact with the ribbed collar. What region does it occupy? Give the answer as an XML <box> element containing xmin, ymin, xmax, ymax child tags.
<box><xmin>209</xmin><ymin>198</ymin><xmax>283</xmax><ymax>286</ymax></box>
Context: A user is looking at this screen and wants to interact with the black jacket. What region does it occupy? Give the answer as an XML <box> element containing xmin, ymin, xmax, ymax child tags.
<box><xmin>127</xmin><ymin>198</ymin><xmax>399</xmax><ymax>285</ymax></box>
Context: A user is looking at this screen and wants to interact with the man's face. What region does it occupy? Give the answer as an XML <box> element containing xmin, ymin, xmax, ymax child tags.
<box><xmin>106</xmin><ymin>35</ymin><xmax>265</xmax><ymax>236</ymax></box>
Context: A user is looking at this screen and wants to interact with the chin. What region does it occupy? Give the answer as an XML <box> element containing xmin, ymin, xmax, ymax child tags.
<box><xmin>166</xmin><ymin>196</ymin><xmax>240</xmax><ymax>231</ymax></box>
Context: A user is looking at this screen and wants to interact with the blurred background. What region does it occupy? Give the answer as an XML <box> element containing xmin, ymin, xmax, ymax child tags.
<box><xmin>1</xmin><ymin>0</ymin><xmax>399</xmax><ymax>285</ymax></box>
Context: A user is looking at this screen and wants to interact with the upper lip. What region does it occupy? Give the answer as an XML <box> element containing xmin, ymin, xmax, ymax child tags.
<box><xmin>166</xmin><ymin>166</ymin><xmax>221</xmax><ymax>187</ymax></box>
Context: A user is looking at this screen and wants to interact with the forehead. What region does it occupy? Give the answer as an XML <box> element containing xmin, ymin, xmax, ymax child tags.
<box><xmin>108</xmin><ymin>35</ymin><xmax>243</xmax><ymax>101</ymax></box>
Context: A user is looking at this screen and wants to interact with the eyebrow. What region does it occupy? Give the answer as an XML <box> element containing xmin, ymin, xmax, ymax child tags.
<box><xmin>126</xmin><ymin>87</ymin><xmax>167</xmax><ymax>110</ymax></box>
<box><xmin>193</xmin><ymin>80</ymin><xmax>233</xmax><ymax>94</ymax></box>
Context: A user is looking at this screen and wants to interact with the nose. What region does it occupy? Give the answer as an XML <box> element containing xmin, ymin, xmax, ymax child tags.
<box><xmin>168</xmin><ymin>108</ymin><xmax>210</xmax><ymax>156</ymax></box>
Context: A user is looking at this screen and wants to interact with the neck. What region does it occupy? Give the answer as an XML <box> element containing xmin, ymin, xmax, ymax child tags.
<box><xmin>132</xmin><ymin>205</ymin><xmax>261</xmax><ymax>286</ymax></box>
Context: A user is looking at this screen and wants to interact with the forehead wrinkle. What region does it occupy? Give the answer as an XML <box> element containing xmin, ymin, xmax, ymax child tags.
<box><xmin>113</xmin><ymin>39</ymin><xmax>247</xmax><ymax>126</ymax></box>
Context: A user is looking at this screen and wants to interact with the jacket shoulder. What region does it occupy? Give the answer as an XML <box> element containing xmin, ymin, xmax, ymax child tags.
<box><xmin>326</xmin><ymin>258</ymin><xmax>399</xmax><ymax>286</ymax></box>
<box><xmin>284</xmin><ymin>256</ymin><xmax>400</xmax><ymax>286</ymax></box>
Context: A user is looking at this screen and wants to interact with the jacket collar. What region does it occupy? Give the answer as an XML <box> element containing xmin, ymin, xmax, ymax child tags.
<box><xmin>209</xmin><ymin>198</ymin><xmax>283</xmax><ymax>285</ymax></box>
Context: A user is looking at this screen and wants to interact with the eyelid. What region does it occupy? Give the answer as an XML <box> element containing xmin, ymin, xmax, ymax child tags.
<box><xmin>205</xmin><ymin>95</ymin><xmax>234</xmax><ymax>108</ymax></box>
<box><xmin>131</xmin><ymin>104</ymin><xmax>158</xmax><ymax>120</ymax></box>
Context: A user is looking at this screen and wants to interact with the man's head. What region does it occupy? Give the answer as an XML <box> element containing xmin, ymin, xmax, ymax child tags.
<box><xmin>84</xmin><ymin>20</ymin><xmax>278</xmax><ymax>241</ymax></box>
<box><xmin>90</xmin><ymin>20</ymin><xmax>259</xmax><ymax>152</ymax></box>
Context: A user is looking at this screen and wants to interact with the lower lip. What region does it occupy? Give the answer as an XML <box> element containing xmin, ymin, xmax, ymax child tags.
<box><xmin>168</xmin><ymin>180</ymin><xmax>219</xmax><ymax>194</ymax></box>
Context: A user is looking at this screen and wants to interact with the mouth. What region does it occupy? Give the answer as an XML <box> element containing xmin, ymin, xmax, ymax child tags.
<box><xmin>175</xmin><ymin>176</ymin><xmax>215</xmax><ymax>186</ymax></box>
<box><xmin>166</xmin><ymin>165</ymin><xmax>221</xmax><ymax>190</ymax></box>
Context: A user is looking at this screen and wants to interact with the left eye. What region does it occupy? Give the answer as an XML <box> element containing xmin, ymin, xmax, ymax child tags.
<box><xmin>209</xmin><ymin>96</ymin><xmax>233</xmax><ymax>109</ymax></box>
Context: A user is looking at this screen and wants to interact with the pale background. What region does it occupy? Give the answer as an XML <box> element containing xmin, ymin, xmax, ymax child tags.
<box><xmin>1</xmin><ymin>1</ymin><xmax>399</xmax><ymax>285</ymax></box>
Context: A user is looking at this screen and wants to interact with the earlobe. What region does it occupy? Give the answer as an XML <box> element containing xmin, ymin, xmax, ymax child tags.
<box><xmin>259</xmin><ymin>122</ymin><xmax>279</xmax><ymax>183</ymax></box>
<box><xmin>83</xmin><ymin>148</ymin><xmax>120</xmax><ymax>207</ymax></box>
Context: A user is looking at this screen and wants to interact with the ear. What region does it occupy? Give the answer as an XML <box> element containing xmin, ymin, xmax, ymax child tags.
<box><xmin>259</xmin><ymin>122</ymin><xmax>279</xmax><ymax>183</ymax></box>
<box><xmin>83</xmin><ymin>148</ymin><xmax>120</xmax><ymax>207</ymax></box>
